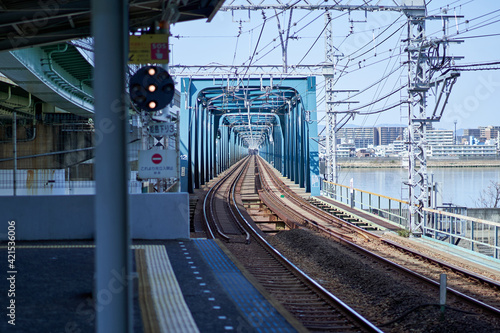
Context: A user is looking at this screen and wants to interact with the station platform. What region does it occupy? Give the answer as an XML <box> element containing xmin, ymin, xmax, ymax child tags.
<box><xmin>0</xmin><ymin>239</ymin><xmax>301</xmax><ymax>332</ymax></box>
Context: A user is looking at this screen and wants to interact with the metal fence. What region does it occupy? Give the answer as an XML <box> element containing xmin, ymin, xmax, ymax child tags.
<box><xmin>0</xmin><ymin>111</ymin><xmax>180</xmax><ymax>195</ymax></box>
<box><xmin>423</xmin><ymin>208</ymin><xmax>500</xmax><ymax>259</ymax></box>
<box><xmin>321</xmin><ymin>180</ymin><xmax>410</xmax><ymax>229</ymax></box>
<box><xmin>322</xmin><ymin>180</ymin><xmax>500</xmax><ymax>260</ymax></box>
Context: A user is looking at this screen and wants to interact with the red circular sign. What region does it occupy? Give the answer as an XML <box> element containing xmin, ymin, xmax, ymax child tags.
<box><xmin>151</xmin><ymin>153</ymin><xmax>162</xmax><ymax>164</ymax></box>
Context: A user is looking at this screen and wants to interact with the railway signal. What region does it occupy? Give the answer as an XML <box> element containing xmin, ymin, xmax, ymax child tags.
<box><xmin>129</xmin><ymin>65</ymin><xmax>174</xmax><ymax>112</ymax></box>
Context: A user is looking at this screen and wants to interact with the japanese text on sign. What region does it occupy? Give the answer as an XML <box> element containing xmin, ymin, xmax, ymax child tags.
<box><xmin>150</xmin><ymin>122</ymin><xmax>176</xmax><ymax>136</ymax></box>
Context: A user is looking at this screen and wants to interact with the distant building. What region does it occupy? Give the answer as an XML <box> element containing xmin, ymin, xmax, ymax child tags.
<box><xmin>479</xmin><ymin>126</ymin><xmax>488</xmax><ymax>139</ymax></box>
<box><xmin>375</xmin><ymin>126</ymin><xmax>405</xmax><ymax>146</ymax></box>
<box><xmin>484</xmin><ymin>126</ymin><xmax>500</xmax><ymax>140</ymax></box>
<box><xmin>428</xmin><ymin>144</ymin><xmax>497</xmax><ymax>158</ymax></box>
<box><xmin>337</xmin><ymin>127</ymin><xmax>374</xmax><ymax>148</ymax></box>
<box><xmin>425</xmin><ymin>130</ymin><xmax>454</xmax><ymax>146</ymax></box>
<box><xmin>337</xmin><ymin>143</ymin><xmax>356</xmax><ymax>157</ymax></box>
<box><xmin>355</xmin><ymin>148</ymin><xmax>373</xmax><ymax>157</ymax></box>
<box><xmin>392</xmin><ymin>140</ymin><xmax>406</xmax><ymax>154</ymax></box>
<box><xmin>463</xmin><ymin>128</ymin><xmax>481</xmax><ymax>139</ymax></box>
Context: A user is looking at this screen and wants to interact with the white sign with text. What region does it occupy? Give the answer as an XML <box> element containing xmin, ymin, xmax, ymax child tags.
<box><xmin>138</xmin><ymin>150</ymin><xmax>176</xmax><ymax>179</ymax></box>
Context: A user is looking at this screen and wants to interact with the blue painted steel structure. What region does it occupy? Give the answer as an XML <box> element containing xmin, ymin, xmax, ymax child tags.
<box><xmin>180</xmin><ymin>77</ymin><xmax>319</xmax><ymax>196</ymax></box>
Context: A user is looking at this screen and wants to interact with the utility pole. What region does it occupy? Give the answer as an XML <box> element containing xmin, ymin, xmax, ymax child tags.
<box><xmin>404</xmin><ymin>3</ymin><xmax>461</xmax><ymax>235</ymax></box>
<box><xmin>405</xmin><ymin>5</ymin><xmax>428</xmax><ymax>236</ymax></box>
<box><xmin>324</xmin><ymin>11</ymin><xmax>337</xmax><ymax>184</ymax></box>
<box><xmin>214</xmin><ymin>2</ymin><xmax>462</xmax><ymax>234</ymax></box>
<box><xmin>454</xmin><ymin>119</ymin><xmax>457</xmax><ymax>145</ymax></box>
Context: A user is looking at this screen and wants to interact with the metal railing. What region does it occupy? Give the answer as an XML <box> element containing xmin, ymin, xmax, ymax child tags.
<box><xmin>423</xmin><ymin>208</ymin><xmax>500</xmax><ymax>259</ymax></box>
<box><xmin>321</xmin><ymin>180</ymin><xmax>410</xmax><ymax>229</ymax></box>
<box><xmin>322</xmin><ymin>180</ymin><xmax>500</xmax><ymax>260</ymax></box>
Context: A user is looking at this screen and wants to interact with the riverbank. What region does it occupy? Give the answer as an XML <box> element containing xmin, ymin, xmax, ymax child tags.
<box><xmin>337</xmin><ymin>157</ymin><xmax>500</xmax><ymax>168</ymax></box>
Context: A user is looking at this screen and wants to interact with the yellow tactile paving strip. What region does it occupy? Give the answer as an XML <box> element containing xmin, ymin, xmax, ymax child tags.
<box><xmin>0</xmin><ymin>245</ymin><xmax>96</xmax><ymax>249</ymax></box>
<box><xmin>143</xmin><ymin>245</ymin><xmax>199</xmax><ymax>333</ymax></box>
<box><xmin>136</xmin><ymin>249</ymin><xmax>161</xmax><ymax>333</ymax></box>
<box><xmin>0</xmin><ymin>245</ymin><xmax>147</xmax><ymax>249</ymax></box>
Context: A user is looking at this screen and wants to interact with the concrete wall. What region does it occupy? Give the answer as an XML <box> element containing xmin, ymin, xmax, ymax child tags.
<box><xmin>468</xmin><ymin>208</ymin><xmax>500</xmax><ymax>223</ymax></box>
<box><xmin>0</xmin><ymin>193</ymin><xmax>190</xmax><ymax>241</ymax></box>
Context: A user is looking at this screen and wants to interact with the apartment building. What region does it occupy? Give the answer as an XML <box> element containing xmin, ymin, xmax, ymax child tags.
<box><xmin>336</xmin><ymin>127</ymin><xmax>375</xmax><ymax>148</ymax></box>
<box><xmin>375</xmin><ymin>126</ymin><xmax>405</xmax><ymax>146</ymax></box>
<box><xmin>425</xmin><ymin>130</ymin><xmax>454</xmax><ymax>146</ymax></box>
<box><xmin>428</xmin><ymin>144</ymin><xmax>497</xmax><ymax>158</ymax></box>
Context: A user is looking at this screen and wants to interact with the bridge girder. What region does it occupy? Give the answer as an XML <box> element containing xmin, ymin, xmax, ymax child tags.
<box><xmin>180</xmin><ymin>76</ymin><xmax>319</xmax><ymax>195</ymax></box>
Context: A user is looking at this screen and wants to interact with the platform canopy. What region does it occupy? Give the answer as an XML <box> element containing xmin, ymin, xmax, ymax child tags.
<box><xmin>0</xmin><ymin>0</ymin><xmax>225</xmax><ymax>51</ymax></box>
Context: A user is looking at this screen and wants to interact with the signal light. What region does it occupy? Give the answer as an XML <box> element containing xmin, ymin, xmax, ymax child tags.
<box><xmin>129</xmin><ymin>66</ymin><xmax>174</xmax><ymax>112</ymax></box>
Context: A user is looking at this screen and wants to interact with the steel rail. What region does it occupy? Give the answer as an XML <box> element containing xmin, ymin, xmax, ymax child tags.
<box><xmin>203</xmin><ymin>157</ymin><xmax>249</xmax><ymax>241</ymax></box>
<box><xmin>228</xmin><ymin>158</ymin><xmax>251</xmax><ymax>243</ymax></box>
<box><xmin>229</xmin><ymin>156</ymin><xmax>384</xmax><ymax>333</ymax></box>
<box><xmin>256</xmin><ymin>156</ymin><xmax>378</xmax><ymax>241</ymax></box>
<box><xmin>382</xmin><ymin>238</ymin><xmax>500</xmax><ymax>291</ymax></box>
<box><xmin>256</xmin><ymin>156</ymin><xmax>500</xmax><ymax>318</ymax></box>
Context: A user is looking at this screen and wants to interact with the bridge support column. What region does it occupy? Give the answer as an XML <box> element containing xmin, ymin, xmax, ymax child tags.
<box><xmin>208</xmin><ymin>113</ymin><xmax>213</xmax><ymax>180</ymax></box>
<box><xmin>292</xmin><ymin>103</ymin><xmax>301</xmax><ymax>184</ymax></box>
<box><xmin>179</xmin><ymin>78</ymin><xmax>191</xmax><ymax>193</ymax></box>
<box><xmin>276</xmin><ymin>125</ymin><xmax>283</xmax><ymax>173</ymax></box>
<box><xmin>288</xmin><ymin>101</ymin><xmax>297</xmax><ymax>182</ymax></box>
<box><xmin>193</xmin><ymin>103</ymin><xmax>200</xmax><ymax>189</ymax></box>
<box><xmin>200</xmin><ymin>104</ymin><xmax>205</xmax><ymax>186</ymax></box>
<box><xmin>223</xmin><ymin>126</ymin><xmax>229</xmax><ymax>171</ymax></box>
<box><xmin>299</xmin><ymin>104</ymin><xmax>305</xmax><ymax>189</ymax></box>
<box><xmin>285</xmin><ymin>105</ymin><xmax>291</xmax><ymax>179</ymax></box>
<box><xmin>305</xmin><ymin>77</ymin><xmax>319</xmax><ymax>196</ymax></box>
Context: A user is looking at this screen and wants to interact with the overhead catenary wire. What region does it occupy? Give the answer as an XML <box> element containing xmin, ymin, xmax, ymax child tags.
<box><xmin>334</xmin><ymin>85</ymin><xmax>407</xmax><ymax>114</ymax></box>
<box><xmin>170</xmin><ymin>0</ymin><xmax>500</xmax><ymax>150</ymax></box>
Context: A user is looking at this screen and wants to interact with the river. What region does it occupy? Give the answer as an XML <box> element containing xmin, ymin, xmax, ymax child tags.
<box><xmin>335</xmin><ymin>167</ymin><xmax>500</xmax><ymax>208</ymax></box>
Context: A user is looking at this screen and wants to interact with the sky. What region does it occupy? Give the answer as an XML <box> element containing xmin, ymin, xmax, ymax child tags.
<box><xmin>169</xmin><ymin>0</ymin><xmax>500</xmax><ymax>131</ymax></box>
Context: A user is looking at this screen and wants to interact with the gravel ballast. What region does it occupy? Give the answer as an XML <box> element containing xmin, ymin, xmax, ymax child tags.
<box><xmin>268</xmin><ymin>228</ymin><xmax>500</xmax><ymax>333</ymax></box>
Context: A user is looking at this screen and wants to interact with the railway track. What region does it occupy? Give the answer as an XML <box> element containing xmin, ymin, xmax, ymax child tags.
<box><xmin>255</xmin><ymin>157</ymin><xmax>380</xmax><ymax>243</ymax></box>
<box><xmin>203</xmin><ymin>158</ymin><xmax>250</xmax><ymax>243</ymax></box>
<box><xmin>203</xmin><ymin>155</ymin><xmax>383</xmax><ymax>332</ymax></box>
<box><xmin>254</xmin><ymin>156</ymin><xmax>500</xmax><ymax>320</ymax></box>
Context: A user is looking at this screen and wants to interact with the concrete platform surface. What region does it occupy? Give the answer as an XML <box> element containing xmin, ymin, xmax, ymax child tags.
<box><xmin>0</xmin><ymin>239</ymin><xmax>299</xmax><ymax>332</ymax></box>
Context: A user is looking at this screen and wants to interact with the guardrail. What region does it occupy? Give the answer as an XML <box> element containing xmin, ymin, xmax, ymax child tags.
<box><xmin>322</xmin><ymin>180</ymin><xmax>500</xmax><ymax>260</ymax></box>
<box><xmin>423</xmin><ymin>207</ymin><xmax>500</xmax><ymax>259</ymax></box>
<box><xmin>321</xmin><ymin>180</ymin><xmax>410</xmax><ymax>229</ymax></box>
